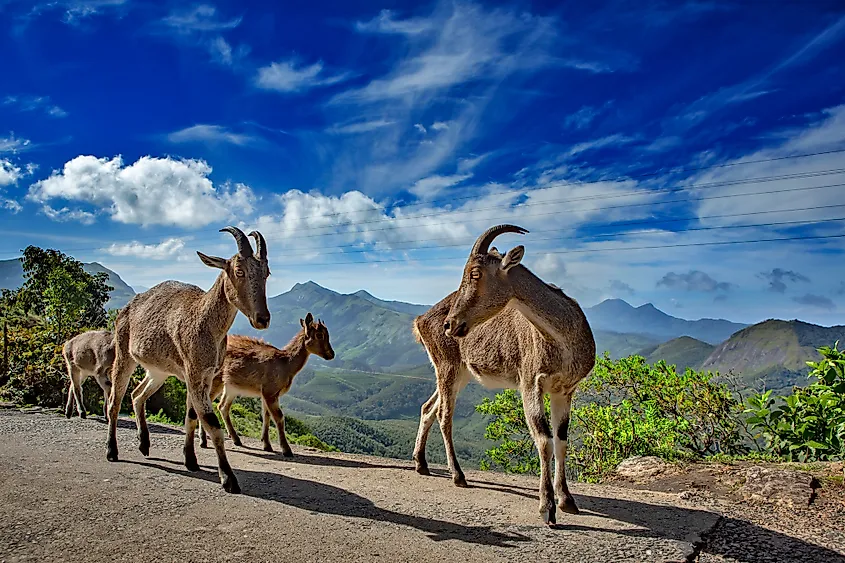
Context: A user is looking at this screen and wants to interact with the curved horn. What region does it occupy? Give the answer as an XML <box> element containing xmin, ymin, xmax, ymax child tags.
<box><xmin>220</xmin><ymin>226</ymin><xmax>253</xmax><ymax>257</ymax></box>
<box><xmin>248</xmin><ymin>230</ymin><xmax>267</xmax><ymax>261</ymax></box>
<box><xmin>470</xmin><ymin>224</ymin><xmax>529</xmax><ymax>256</ymax></box>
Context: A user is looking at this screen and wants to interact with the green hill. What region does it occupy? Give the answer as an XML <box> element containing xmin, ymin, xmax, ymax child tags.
<box><xmin>700</xmin><ymin>320</ymin><xmax>845</xmax><ymax>394</ymax></box>
<box><xmin>638</xmin><ymin>336</ymin><xmax>715</xmax><ymax>372</ymax></box>
<box><xmin>232</xmin><ymin>281</ymin><xmax>428</xmax><ymax>371</ymax></box>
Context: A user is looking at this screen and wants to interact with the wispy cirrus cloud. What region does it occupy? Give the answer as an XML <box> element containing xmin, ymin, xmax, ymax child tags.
<box><xmin>647</xmin><ymin>14</ymin><xmax>845</xmax><ymax>151</ymax></box>
<box><xmin>161</xmin><ymin>4</ymin><xmax>241</xmax><ymax>34</ymax></box>
<box><xmin>255</xmin><ymin>60</ymin><xmax>351</xmax><ymax>93</ymax></box>
<box><xmin>167</xmin><ymin>124</ymin><xmax>257</xmax><ymax>146</ymax></box>
<box><xmin>327</xmin><ymin>119</ymin><xmax>396</xmax><ymax>135</ymax></box>
<box><xmin>355</xmin><ymin>9</ymin><xmax>434</xmax><ymax>35</ymax></box>
<box><xmin>4</xmin><ymin>95</ymin><xmax>67</xmax><ymax>118</ymax></box>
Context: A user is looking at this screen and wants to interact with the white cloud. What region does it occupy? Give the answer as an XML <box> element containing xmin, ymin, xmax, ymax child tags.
<box><xmin>161</xmin><ymin>4</ymin><xmax>241</xmax><ymax>34</ymax></box>
<box><xmin>41</xmin><ymin>205</ymin><xmax>97</xmax><ymax>225</ymax></box>
<box><xmin>530</xmin><ymin>253</ymin><xmax>567</xmax><ymax>281</ymax></box>
<box><xmin>2</xmin><ymin>199</ymin><xmax>23</xmax><ymax>213</ymax></box>
<box><xmin>210</xmin><ymin>36</ymin><xmax>233</xmax><ymax>65</ymax></box>
<box><xmin>104</xmin><ymin>238</ymin><xmax>187</xmax><ymax>259</ymax></box>
<box><xmin>255</xmin><ymin>59</ymin><xmax>350</xmax><ymax>93</ymax></box>
<box><xmin>4</xmin><ymin>95</ymin><xmax>68</xmax><ymax>118</ymax></box>
<box><xmin>355</xmin><ymin>9</ymin><xmax>434</xmax><ymax>35</ymax></box>
<box><xmin>431</xmin><ymin>121</ymin><xmax>449</xmax><ymax>131</ymax></box>
<box><xmin>28</xmin><ymin>155</ymin><xmax>255</xmax><ymax>227</ymax></box>
<box><xmin>327</xmin><ymin>120</ymin><xmax>396</xmax><ymax>135</ymax></box>
<box><xmin>167</xmin><ymin>124</ymin><xmax>256</xmax><ymax>146</ymax></box>
<box><xmin>414</xmin><ymin>123</ymin><xmax>427</xmax><ymax>134</ymax></box>
<box><xmin>0</xmin><ymin>133</ymin><xmax>33</xmax><ymax>154</ymax></box>
<box><xmin>0</xmin><ymin>160</ymin><xmax>22</xmax><ymax>186</ymax></box>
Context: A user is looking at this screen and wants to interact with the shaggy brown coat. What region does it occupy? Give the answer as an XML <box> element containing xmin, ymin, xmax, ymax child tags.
<box><xmin>199</xmin><ymin>314</ymin><xmax>334</xmax><ymax>454</ymax></box>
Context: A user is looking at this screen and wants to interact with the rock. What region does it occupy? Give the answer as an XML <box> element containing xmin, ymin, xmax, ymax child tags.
<box><xmin>741</xmin><ymin>466</ymin><xmax>819</xmax><ymax>508</ymax></box>
<box><xmin>616</xmin><ymin>456</ymin><xmax>672</xmax><ymax>480</ymax></box>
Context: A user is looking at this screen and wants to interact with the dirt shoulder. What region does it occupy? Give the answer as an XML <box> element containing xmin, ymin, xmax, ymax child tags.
<box><xmin>0</xmin><ymin>409</ymin><xmax>843</xmax><ymax>563</ymax></box>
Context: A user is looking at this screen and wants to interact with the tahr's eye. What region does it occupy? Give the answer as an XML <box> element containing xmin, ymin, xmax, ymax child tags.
<box><xmin>235</xmin><ymin>269</ymin><xmax>245</xmax><ymax>278</ymax></box>
<box><xmin>470</xmin><ymin>269</ymin><xmax>482</xmax><ymax>280</ymax></box>
<box><xmin>317</xmin><ymin>332</ymin><xmax>324</xmax><ymax>340</ymax></box>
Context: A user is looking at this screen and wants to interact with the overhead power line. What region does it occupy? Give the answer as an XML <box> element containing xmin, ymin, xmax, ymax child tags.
<box><xmin>280</xmin><ymin>233</ymin><xmax>845</xmax><ymax>267</ymax></box>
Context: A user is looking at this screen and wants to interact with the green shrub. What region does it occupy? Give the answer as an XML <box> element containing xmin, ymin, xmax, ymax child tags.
<box><xmin>745</xmin><ymin>343</ymin><xmax>845</xmax><ymax>462</ymax></box>
<box><xmin>476</xmin><ymin>354</ymin><xmax>747</xmax><ymax>482</ymax></box>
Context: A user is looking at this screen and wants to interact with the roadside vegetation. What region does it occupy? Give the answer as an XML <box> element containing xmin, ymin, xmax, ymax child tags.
<box><xmin>477</xmin><ymin>345</ymin><xmax>845</xmax><ymax>482</ymax></box>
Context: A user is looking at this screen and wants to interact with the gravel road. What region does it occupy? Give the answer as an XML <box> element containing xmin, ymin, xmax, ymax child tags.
<box><xmin>0</xmin><ymin>409</ymin><xmax>842</xmax><ymax>563</ymax></box>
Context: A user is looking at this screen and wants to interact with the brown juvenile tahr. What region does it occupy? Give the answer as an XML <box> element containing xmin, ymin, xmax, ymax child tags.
<box><xmin>62</xmin><ymin>330</ymin><xmax>114</xmax><ymax>419</ymax></box>
<box><xmin>107</xmin><ymin>226</ymin><xmax>271</xmax><ymax>494</ymax></box>
<box><xmin>198</xmin><ymin>313</ymin><xmax>335</xmax><ymax>454</ymax></box>
<box><xmin>413</xmin><ymin>224</ymin><xmax>596</xmax><ymax>526</ymax></box>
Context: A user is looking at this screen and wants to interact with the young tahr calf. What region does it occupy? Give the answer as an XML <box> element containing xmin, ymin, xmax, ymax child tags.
<box><xmin>62</xmin><ymin>330</ymin><xmax>114</xmax><ymax>419</ymax></box>
<box><xmin>200</xmin><ymin>313</ymin><xmax>334</xmax><ymax>455</ymax></box>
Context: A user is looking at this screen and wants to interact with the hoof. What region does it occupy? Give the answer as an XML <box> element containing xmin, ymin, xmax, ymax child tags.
<box><xmin>415</xmin><ymin>465</ymin><xmax>431</xmax><ymax>476</ymax></box>
<box><xmin>223</xmin><ymin>476</ymin><xmax>241</xmax><ymax>494</ymax></box>
<box><xmin>184</xmin><ymin>449</ymin><xmax>200</xmax><ymax>472</ymax></box>
<box><xmin>559</xmin><ymin>496</ymin><xmax>580</xmax><ymax>515</ymax></box>
<box><xmin>106</xmin><ymin>448</ymin><xmax>119</xmax><ymax>463</ymax></box>
<box><xmin>79</xmin><ymin>411</ymin><xmax>87</xmax><ymax>419</ymax></box>
<box><xmin>199</xmin><ymin>441</ymin><xmax>208</xmax><ymax>449</ymax></box>
<box><xmin>65</xmin><ymin>412</ymin><xmax>72</xmax><ymax>419</ymax></box>
<box><xmin>282</xmin><ymin>449</ymin><xmax>294</xmax><ymax>458</ymax></box>
<box><xmin>542</xmin><ymin>505</ymin><xmax>557</xmax><ymax>526</ymax></box>
<box><xmin>453</xmin><ymin>474</ymin><xmax>469</xmax><ymax>488</ymax></box>
<box><xmin>232</xmin><ymin>439</ymin><xmax>243</xmax><ymax>448</ymax></box>
<box><xmin>138</xmin><ymin>438</ymin><xmax>150</xmax><ymax>457</ymax></box>
<box><xmin>263</xmin><ymin>443</ymin><xmax>274</xmax><ymax>453</ymax></box>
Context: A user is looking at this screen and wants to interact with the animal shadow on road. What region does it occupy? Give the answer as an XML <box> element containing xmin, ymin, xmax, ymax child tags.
<box><xmin>125</xmin><ymin>458</ymin><xmax>531</xmax><ymax>548</ymax></box>
<box><xmin>233</xmin><ymin>447</ymin><xmax>416</xmax><ymax>472</ymax></box>
<box><xmin>124</xmin><ymin>456</ymin><xmax>845</xmax><ymax>562</ymax></box>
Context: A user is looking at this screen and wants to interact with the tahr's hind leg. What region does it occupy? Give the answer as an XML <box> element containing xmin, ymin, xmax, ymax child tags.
<box><xmin>550</xmin><ymin>391</ymin><xmax>578</xmax><ymax>515</ymax></box>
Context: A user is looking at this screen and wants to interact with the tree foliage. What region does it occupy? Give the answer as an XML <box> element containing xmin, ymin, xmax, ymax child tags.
<box><xmin>18</xmin><ymin>246</ymin><xmax>112</xmax><ymax>340</ymax></box>
<box><xmin>745</xmin><ymin>343</ymin><xmax>845</xmax><ymax>462</ymax></box>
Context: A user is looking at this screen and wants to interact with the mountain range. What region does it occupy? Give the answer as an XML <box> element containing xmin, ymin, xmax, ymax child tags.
<box><xmin>3</xmin><ymin>251</ymin><xmax>839</xmax><ymax>395</ymax></box>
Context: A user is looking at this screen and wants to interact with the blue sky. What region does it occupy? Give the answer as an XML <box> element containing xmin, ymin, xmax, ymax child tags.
<box><xmin>0</xmin><ymin>0</ymin><xmax>844</xmax><ymax>325</ymax></box>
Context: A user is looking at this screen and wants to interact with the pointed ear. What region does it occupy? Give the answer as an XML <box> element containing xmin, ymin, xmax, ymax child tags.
<box><xmin>300</xmin><ymin>318</ymin><xmax>305</xmax><ymax>328</ymax></box>
<box><xmin>500</xmin><ymin>245</ymin><xmax>524</xmax><ymax>272</ymax></box>
<box><xmin>489</xmin><ymin>247</ymin><xmax>503</xmax><ymax>259</ymax></box>
<box><xmin>304</xmin><ymin>312</ymin><xmax>314</xmax><ymax>326</ymax></box>
<box><xmin>197</xmin><ymin>251</ymin><xmax>228</xmax><ymax>270</ymax></box>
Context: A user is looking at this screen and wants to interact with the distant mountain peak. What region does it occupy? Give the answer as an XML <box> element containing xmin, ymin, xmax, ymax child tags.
<box><xmin>291</xmin><ymin>280</ymin><xmax>332</xmax><ymax>292</ymax></box>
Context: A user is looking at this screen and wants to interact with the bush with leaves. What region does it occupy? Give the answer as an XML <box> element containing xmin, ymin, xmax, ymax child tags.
<box><xmin>476</xmin><ymin>354</ymin><xmax>747</xmax><ymax>482</ymax></box>
<box><xmin>745</xmin><ymin>343</ymin><xmax>845</xmax><ymax>462</ymax></box>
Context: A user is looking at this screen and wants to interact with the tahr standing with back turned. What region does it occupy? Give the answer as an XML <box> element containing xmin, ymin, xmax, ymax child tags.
<box><xmin>413</xmin><ymin>224</ymin><xmax>596</xmax><ymax>525</ymax></box>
